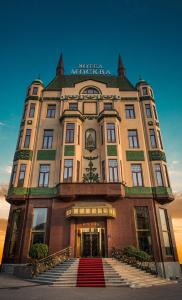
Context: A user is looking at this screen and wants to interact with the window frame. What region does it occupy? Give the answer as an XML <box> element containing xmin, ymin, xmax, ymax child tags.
<box><xmin>65</xmin><ymin>123</ymin><xmax>75</xmax><ymax>144</ymax></box>
<box><xmin>134</xmin><ymin>206</ymin><xmax>152</xmax><ymax>254</ymax></box>
<box><xmin>63</xmin><ymin>159</ymin><xmax>73</xmax><ymax>182</ymax></box>
<box><xmin>42</xmin><ymin>129</ymin><xmax>53</xmax><ymax>149</ymax></box>
<box><xmin>131</xmin><ymin>164</ymin><xmax>143</xmax><ymax>187</ymax></box>
<box><xmin>32</xmin><ymin>86</ymin><xmax>38</xmax><ymax>95</ymax></box>
<box><xmin>104</xmin><ymin>102</ymin><xmax>113</xmax><ymax>110</ymax></box>
<box><xmin>154</xmin><ymin>163</ymin><xmax>164</xmax><ymax>187</ymax></box>
<box><xmin>149</xmin><ymin>128</ymin><xmax>157</xmax><ymax>148</ymax></box>
<box><xmin>17</xmin><ymin>164</ymin><xmax>26</xmax><ymax>187</ymax></box>
<box><xmin>125</xmin><ymin>104</ymin><xmax>135</xmax><ymax>119</ymax></box>
<box><xmin>108</xmin><ymin>159</ymin><xmax>118</xmax><ymax>182</ymax></box>
<box><xmin>46</xmin><ymin>104</ymin><xmax>56</xmax><ymax>118</ymax></box>
<box><xmin>31</xmin><ymin>208</ymin><xmax>48</xmax><ymax>246</ymax></box>
<box><xmin>128</xmin><ymin>129</ymin><xmax>139</xmax><ymax>148</ymax></box>
<box><xmin>159</xmin><ymin>208</ymin><xmax>173</xmax><ymax>256</ymax></box>
<box><xmin>145</xmin><ymin>104</ymin><xmax>152</xmax><ymax>118</ymax></box>
<box><xmin>107</xmin><ymin>123</ymin><xmax>116</xmax><ymax>143</ymax></box>
<box><xmin>38</xmin><ymin>164</ymin><xmax>50</xmax><ymax>187</ymax></box>
<box><xmin>69</xmin><ymin>102</ymin><xmax>78</xmax><ymax>110</ymax></box>
<box><xmin>29</xmin><ymin>103</ymin><xmax>36</xmax><ymax>118</ymax></box>
<box><xmin>24</xmin><ymin>128</ymin><xmax>31</xmax><ymax>149</ymax></box>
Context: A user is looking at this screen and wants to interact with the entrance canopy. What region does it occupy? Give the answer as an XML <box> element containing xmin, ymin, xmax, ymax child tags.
<box><xmin>66</xmin><ymin>202</ymin><xmax>116</xmax><ymax>219</ymax></box>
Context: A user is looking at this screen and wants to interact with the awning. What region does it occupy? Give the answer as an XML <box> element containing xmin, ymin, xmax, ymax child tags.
<box><xmin>66</xmin><ymin>202</ymin><xmax>116</xmax><ymax>219</ymax></box>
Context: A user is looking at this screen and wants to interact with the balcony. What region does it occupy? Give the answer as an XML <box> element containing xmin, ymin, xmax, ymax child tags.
<box><xmin>57</xmin><ymin>183</ymin><xmax>125</xmax><ymax>201</ymax></box>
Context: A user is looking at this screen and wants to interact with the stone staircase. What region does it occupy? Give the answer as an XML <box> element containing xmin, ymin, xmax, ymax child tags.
<box><xmin>105</xmin><ymin>258</ymin><xmax>177</xmax><ymax>288</ymax></box>
<box><xmin>30</xmin><ymin>258</ymin><xmax>177</xmax><ymax>288</ymax></box>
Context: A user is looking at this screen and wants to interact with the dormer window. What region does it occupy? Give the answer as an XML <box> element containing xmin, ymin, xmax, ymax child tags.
<box><xmin>104</xmin><ymin>103</ymin><xmax>112</xmax><ymax>110</ymax></box>
<box><xmin>82</xmin><ymin>87</ymin><xmax>100</xmax><ymax>94</ymax></box>
<box><xmin>142</xmin><ymin>87</ymin><xmax>148</xmax><ymax>96</ymax></box>
<box><xmin>33</xmin><ymin>86</ymin><xmax>38</xmax><ymax>95</ymax></box>
<box><xmin>69</xmin><ymin>103</ymin><xmax>78</xmax><ymax>110</ymax></box>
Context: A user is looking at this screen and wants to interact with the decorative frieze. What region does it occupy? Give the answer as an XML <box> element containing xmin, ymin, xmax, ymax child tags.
<box><xmin>149</xmin><ymin>150</ymin><xmax>166</xmax><ymax>161</ymax></box>
<box><xmin>14</xmin><ymin>150</ymin><xmax>33</xmax><ymax>161</ymax></box>
<box><xmin>64</xmin><ymin>145</ymin><xmax>75</xmax><ymax>156</ymax></box>
<box><xmin>29</xmin><ymin>187</ymin><xmax>57</xmax><ymax>196</ymax></box>
<box><xmin>125</xmin><ymin>187</ymin><xmax>152</xmax><ymax>196</ymax></box>
<box><xmin>107</xmin><ymin>145</ymin><xmax>117</xmax><ymax>156</ymax></box>
<box><xmin>8</xmin><ymin>187</ymin><xmax>28</xmax><ymax>196</ymax></box>
<box><xmin>126</xmin><ymin>151</ymin><xmax>145</xmax><ymax>161</ymax></box>
<box><xmin>37</xmin><ymin>150</ymin><xmax>56</xmax><ymax>160</ymax></box>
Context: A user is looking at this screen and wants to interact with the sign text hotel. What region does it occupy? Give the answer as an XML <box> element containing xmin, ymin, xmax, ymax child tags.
<box><xmin>71</xmin><ymin>64</ymin><xmax>111</xmax><ymax>75</ymax></box>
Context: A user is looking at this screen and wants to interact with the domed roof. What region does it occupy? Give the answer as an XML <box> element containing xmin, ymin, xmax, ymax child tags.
<box><xmin>31</xmin><ymin>79</ymin><xmax>44</xmax><ymax>85</ymax></box>
<box><xmin>135</xmin><ymin>79</ymin><xmax>149</xmax><ymax>87</ymax></box>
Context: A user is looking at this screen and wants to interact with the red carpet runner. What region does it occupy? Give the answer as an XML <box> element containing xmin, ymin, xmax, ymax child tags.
<box><xmin>77</xmin><ymin>258</ymin><xmax>105</xmax><ymax>287</ymax></box>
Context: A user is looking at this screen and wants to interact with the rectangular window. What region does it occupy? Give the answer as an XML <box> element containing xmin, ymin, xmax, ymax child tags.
<box><xmin>142</xmin><ymin>87</ymin><xmax>148</xmax><ymax>96</ymax></box>
<box><xmin>32</xmin><ymin>87</ymin><xmax>38</xmax><ymax>95</ymax></box>
<box><xmin>125</xmin><ymin>105</ymin><xmax>135</xmax><ymax>119</ymax></box>
<box><xmin>42</xmin><ymin>130</ymin><xmax>53</xmax><ymax>149</ymax></box>
<box><xmin>8</xmin><ymin>209</ymin><xmax>21</xmax><ymax>257</ymax></box>
<box><xmin>38</xmin><ymin>165</ymin><xmax>50</xmax><ymax>187</ymax></box>
<box><xmin>104</xmin><ymin>103</ymin><xmax>112</xmax><ymax>110</ymax></box>
<box><xmin>159</xmin><ymin>209</ymin><xmax>173</xmax><ymax>256</ymax></box>
<box><xmin>155</xmin><ymin>164</ymin><xmax>164</xmax><ymax>186</ymax></box>
<box><xmin>22</xmin><ymin>104</ymin><xmax>27</xmax><ymax>119</ymax></box>
<box><xmin>31</xmin><ymin>208</ymin><xmax>48</xmax><ymax>245</ymax></box>
<box><xmin>76</xmin><ymin>161</ymin><xmax>80</xmax><ymax>182</ymax></box>
<box><xmin>24</xmin><ymin>128</ymin><xmax>31</xmax><ymax>148</ymax></box>
<box><xmin>134</xmin><ymin>206</ymin><xmax>152</xmax><ymax>254</ymax></box>
<box><xmin>164</xmin><ymin>165</ymin><xmax>170</xmax><ymax>187</ymax></box>
<box><xmin>102</xmin><ymin>160</ymin><xmax>105</xmax><ymax>181</ymax></box>
<box><xmin>29</xmin><ymin>103</ymin><xmax>36</xmax><ymax>118</ymax></box>
<box><xmin>65</xmin><ymin>123</ymin><xmax>75</xmax><ymax>143</ymax></box>
<box><xmin>64</xmin><ymin>159</ymin><xmax>73</xmax><ymax>182</ymax></box>
<box><xmin>101</xmin><ymin>125</ymin><xmax>104</xmax><ymax>145</ymax></box>
<box><xmin>78</xmin><ymin>125</ymin><xmax>80</xmax><ymax>145</ymax></box>
<box><xmin>145</xmin><ymin>104</ymin><xmax>152</xmax><ymax>118</ymax></box>
<box><xmin>17</xmin><ymin>164</ymin><xmax>26</xmax><ymax>187</ymax></box>
<box><xmin>153</xmin><ymin>105</ymin><xmax>158</xmax><ymax>119</ymax></box>
<box><xmin>157</xmin><ymin>130</ymin><xmax>163</xmax><ymax>149</ymax></box>
<box><xmin>46</xmin><ymin>104</ymin><xmax>56</xmax><ymax>118</ymax></box>
<box><xmin>149</xmin><ymin>129</ymin><xmax>157</xmax><ymax>148</ymax></box>
<box><xmin>128</xmin><ymin>129</ymin><xmax>139</xmax><ymax>148</ymax></box>
<box><xmin>107</xmin><ymin>123</ymin><xmax>116</xmax><ymax>143</ymax></box>
<box><xmin>109</xmin><ymin>159</ymin><xmax>118</xmax><ymax>182</ymax></box>
<box><xmin>69</xmin><ymin>103</ymin><xmax>78</xmax><ymax>110</ymax></box>
<box><xmin>132</xmin><ymin>164</ymin><xmax>143</xmax><ymax>186</ymax></box>
<box><xmin>17</xmin><ymin>129</ymin><xmax>23</xmax><ymax>149</ymax></box>
<box><xmin>11</xmin><ymin>165</ymin><xmax>17</xmax><ymax>186</ymax></box>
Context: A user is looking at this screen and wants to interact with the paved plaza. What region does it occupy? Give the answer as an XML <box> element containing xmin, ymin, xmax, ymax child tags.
<box><xmin>0</xmin><ymin>274</ymin><xmax>182</xmax><ymax>300</ymax></box>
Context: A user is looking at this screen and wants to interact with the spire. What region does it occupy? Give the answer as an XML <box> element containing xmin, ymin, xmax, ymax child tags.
<box><xmin>56</xmin><ymin>52</ymin><xmax>64</xmax><ymax>75</ymax></box>
<box><xmin>118</xmin><ymin>54</ymin><xmax>125</xmax><ymax>78</ymax></box>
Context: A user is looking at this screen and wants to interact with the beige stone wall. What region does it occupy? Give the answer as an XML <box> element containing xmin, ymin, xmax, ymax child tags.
<box><xmin>11</xmin><ymin>79</ymin><xmax>170</xmax><ymax>189</ymax></box>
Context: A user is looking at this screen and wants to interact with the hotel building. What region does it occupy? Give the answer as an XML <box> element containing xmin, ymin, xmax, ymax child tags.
<box><xmin>2</xmin><ymin>54</ymin><xmax>180</xmax><ymax>278</ymax></box>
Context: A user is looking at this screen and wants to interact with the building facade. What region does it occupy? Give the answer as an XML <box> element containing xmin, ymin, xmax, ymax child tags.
<box><xmin>2</xmin><ymin>55</ymin><xmax>180</xmax><ymax>278</ymax></box>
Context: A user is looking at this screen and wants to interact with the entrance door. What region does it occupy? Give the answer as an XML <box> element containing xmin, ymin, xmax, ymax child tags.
<box><xmin>77</xmin><ymin>227</ymin><xmax>106</xmax><ymax>257</ymax></box>
<box><xmin>82</xmin><ymin>232</ymin><xmax>100</xmax><ymax>257</ymax></box>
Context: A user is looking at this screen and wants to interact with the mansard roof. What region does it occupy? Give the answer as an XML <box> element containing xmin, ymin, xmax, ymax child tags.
<box><xmin>45</xmin><ymin>75</ymin><xmax>136</xmax><ymax>91</ymax></box>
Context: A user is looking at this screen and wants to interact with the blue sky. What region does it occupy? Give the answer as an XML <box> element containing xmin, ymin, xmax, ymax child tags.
<box><xmin>0</xmin><ymin>0</ymin><xmax>182</xmax><ymax>191</ymax></box>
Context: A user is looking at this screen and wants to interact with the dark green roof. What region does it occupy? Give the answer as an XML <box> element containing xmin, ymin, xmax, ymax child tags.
<box><xmin>45</xmin><ymin>75</ymin><xmax>136</xmax><ymax>91</ymax></box>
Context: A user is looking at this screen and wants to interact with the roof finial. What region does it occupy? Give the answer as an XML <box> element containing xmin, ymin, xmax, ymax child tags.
<box><xmin>118</xmin><ymin>54</ymin><xmax>125</xmax><ymax>78</ymax></box>
<box><xmin>56</xmin><ymin>52</ymin><xmax>64</xmax><ymax>75</ymax></box>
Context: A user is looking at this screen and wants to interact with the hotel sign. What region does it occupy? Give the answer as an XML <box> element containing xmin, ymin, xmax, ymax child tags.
<box><xmin>71</xmin><ymin>64</ymin><xmax>111</xmax><ymax>75</ymax></box>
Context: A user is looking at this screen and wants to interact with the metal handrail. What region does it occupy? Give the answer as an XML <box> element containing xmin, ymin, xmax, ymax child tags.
<box><xmin>111</xmin><ymin>248</ymin><xmax>158</xmax><ymax>276</ymax></box>
<box><xmin>31</xmin><ymin>246</ymin><xmax>71</xmax><ymax>276</ymax></box>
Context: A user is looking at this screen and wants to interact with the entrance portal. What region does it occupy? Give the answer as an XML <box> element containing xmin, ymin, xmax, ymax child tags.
<box><xmin>76</xmin><ymin>224</ymin><xmax>106</xmax><ymax>257</ymax></box>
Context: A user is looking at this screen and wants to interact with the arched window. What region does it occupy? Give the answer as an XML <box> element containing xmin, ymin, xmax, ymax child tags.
<box><xmin>82</xmin><ymin>87</ymin><xmax>100</xmax><ymax>94</ymax></box>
